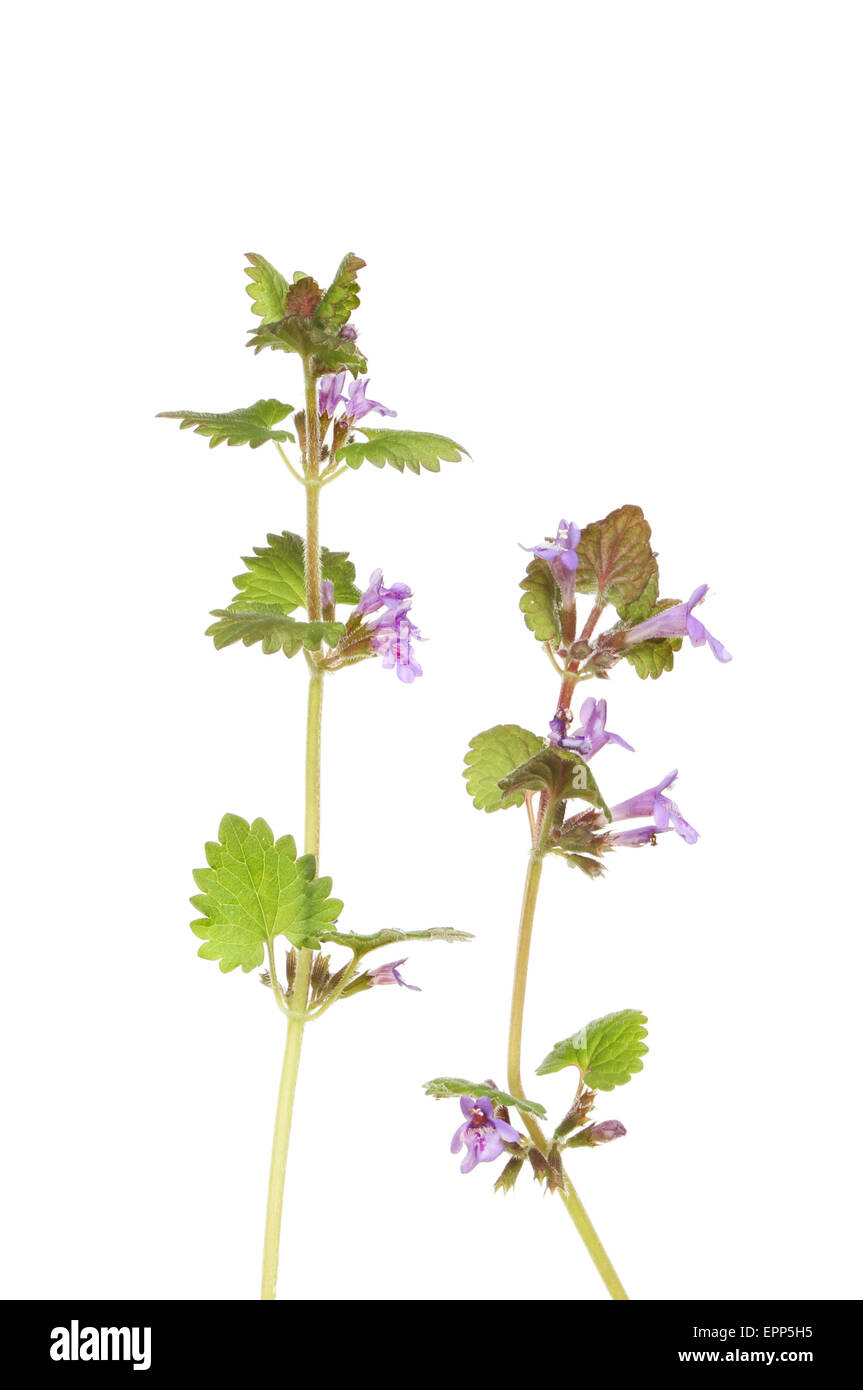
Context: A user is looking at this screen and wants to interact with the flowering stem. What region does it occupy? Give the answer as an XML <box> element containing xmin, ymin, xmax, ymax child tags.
<box><xmin>506</xmin><ymin>832</ymin><xmax>629</xmax><ymax>1300</ymax></box>
<box><xmin>260</xmin><ymin>359</ymin><xmax>326</xmax><ymax>1301</ymax></box>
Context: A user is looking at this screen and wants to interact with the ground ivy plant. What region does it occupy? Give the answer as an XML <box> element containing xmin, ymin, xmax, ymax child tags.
<box><xmin>425</xmin><ymin>510</ymin><xmax>730</xmax><ymax>1299</ymax></box>
<box><xmin>159</xmin><ymin>252</ymin><xmax>469</xmax><ymax>1300</ymax></box>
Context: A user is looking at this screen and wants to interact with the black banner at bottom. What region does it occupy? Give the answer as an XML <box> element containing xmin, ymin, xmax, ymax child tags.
<box><xmin>2</xmin><ymin>1299</ymin><xmax>855</xmax><ymax>1375</ymax></box>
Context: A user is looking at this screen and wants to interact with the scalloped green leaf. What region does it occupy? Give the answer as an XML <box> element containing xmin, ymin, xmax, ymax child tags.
<box><xmin>498</xmin><ymin>748</ymin><xmax>612</xmax><ymax>820</ymax></box>
<box><xmin>463</xmin><ymin>725</ymin><xmax>545</xmax><ymax>812</ymax></box>
<box><xmin>190</xmin><ymin>813</ymin><xmax>343</xmax><ymax>972</ymax></box>
<box><xmin>156</xmin><ymin>399</ymin><xmax>295</xmax><ymax>449</ymax></box>
<box><xmin>336</xmin><ymin>429</ymin><xmax>468</xmax><ymax>474</ymax></box>
<box><xmin>423</xmin><ymin>1077</ymin><xmax>546</xmax><ymax>1120</ymax></box>
<box><xmin>244</xmin><ymin>252</ymin><xmax>289</xmax><ymax>323</ymax></box>
<box><xmin>314</xmin><ymin>252</ymin><xmax>366</xmax><ymax>333</ymax></box>
<box><xmin>206</xmin><ymin>605</ymin><xmax>344</xmax><ymax>657</ymax></box>
<box><xmin>229</xmin><ymin>532</ymin><xmax>360</xmax><ymax>613</ymax></box>
<box><xmin>576</xmin><ymin>505</ymin><xmax>658</xmax><ymax>612</ymax></box>
<box><xmin>519</xmin><ymin>557</ymin><xmax>561</xmax><ymax>644</ymax></box>
<box><xmin>536</xmin><ymin>1010</ymin><xmax>648</xmax><ymax>1090</ymax></box>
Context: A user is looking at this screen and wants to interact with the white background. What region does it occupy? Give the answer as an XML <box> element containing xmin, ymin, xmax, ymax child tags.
<box><xmin>3</xmin><ymin>1</ymin><xmax>861</xmax><ymax>1302</ymax></box>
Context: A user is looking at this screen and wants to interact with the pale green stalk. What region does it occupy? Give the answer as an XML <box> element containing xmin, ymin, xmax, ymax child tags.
<box><xmin>260</xmin><ymin>359</ymin><xmax>326</xmax><ymax>1301</ymax></box>
<box><xmin>506</xmin><ymin>813</ymin><xmax>629</xmax><ymax>1301</ymax></box>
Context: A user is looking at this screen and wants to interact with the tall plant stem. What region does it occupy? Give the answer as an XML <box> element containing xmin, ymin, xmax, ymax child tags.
<box><xmin>260</xmin><ymin>361</ymin><xmax>325</xmax><ymax>1300</ymax></box>
<box><xmin>506</xmin><ymin>845</ymin><xmax>629</xmax><ymax>1301</ymax></box>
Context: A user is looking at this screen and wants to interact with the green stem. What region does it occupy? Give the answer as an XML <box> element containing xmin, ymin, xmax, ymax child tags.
<box><xmin>506</xmin><ymin>837</ymin><xmax>629</xmax><ymax>1301</ymax></box>
<box><xmin>260</xmin><ymin>361</ymin><xmax>325</xmax><ymax>1301</ymax></box>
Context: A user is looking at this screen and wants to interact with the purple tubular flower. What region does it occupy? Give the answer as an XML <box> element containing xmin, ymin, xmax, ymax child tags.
<box><xmin>344</xmin><ymin>378</ymin><xmax>397</xmax><ymax>423</ymax></box>
<box><xmin>450</xmin><ymin>1096</ymin><xmax>521</xmax><ymax>1175</ymax></box>
<box><xmin>609</xmin><ymin>770</ymin><xmax>699</xmax><ymax>845</ymax></box>
<box><xmin>370</xmin><ymin>611</ymin><xmax>423</xmax><ymax>683</ymax></box>
<box><xmin>550</xmin><ymin>697</ymin><xmax>635</xmax><ymax>760</ymax></box>
<box><xmin>318</xmin><ymin>370</ymin><xmax>346</xmax><ymax>417</ymax></box>
<box><xmin>624</xmin><ymin>584</ymin><xmax>731</xmax><ymax>663</ymax></box>
<box><xmin>354</xmin><ymin>568</ymin><xmax>413</xmax><ymax>618</ymax></box>
<box><xmin>521</xmin><ymin>519</ymin><xmax>581</xmax><ymax>592</ymax></box>
<box><xmin>320</xmin><ymin>579</ymin><xmax>335</xmax><ymax>609</ymax></box>
<box><xmin>368</xmin><ymin>958</ymin><xmax>420</xmax><ymax>991</ymax></box>
<box><xmin>339</xmin><ymin>323</ymin><xmax>358</xmax><ymax>341</ymax></box>
<box><xmin>354</xmin><ymin>568</ymin><xmax>423</xmax><ymax>683</ymax></box>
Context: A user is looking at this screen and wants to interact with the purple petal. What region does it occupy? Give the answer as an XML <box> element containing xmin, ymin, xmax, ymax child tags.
<box><xmin>491</xmin><ymin>1117</ymin><xmax>521</xmax><ymax>1144</ymax></box>
<box><xmin>451</xmin><ymin>1120</ymin><xmax>470</xmax><ymax>1153</ymax></box>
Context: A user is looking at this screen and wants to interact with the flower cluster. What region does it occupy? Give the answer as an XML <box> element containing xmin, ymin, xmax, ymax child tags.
<box><xmin>353</xmin><ymin>568</ymin><xmax>423</xmax><ymax>683</ymax></box>
<box><xmin>319</xmin><ymin>372</ymin><xmax>396</xmax><ymax>424</ymax></box>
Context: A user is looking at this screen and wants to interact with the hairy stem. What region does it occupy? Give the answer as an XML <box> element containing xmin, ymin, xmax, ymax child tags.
<box><xmin>506</xmin><ymin>835</ymin><xmax>629</xmax><ymax>1300</ymax></box>
<box><xmin>261</xmin><ymin>360</ymin><xmax>325</xmax><ymax>1301</ymax></box>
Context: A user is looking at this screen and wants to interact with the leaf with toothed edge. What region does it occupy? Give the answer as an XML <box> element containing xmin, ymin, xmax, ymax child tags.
<box><xmin>229</xmin><ymin>532</ymin><xmax>361</xmax><ymax>613</ymax></box>
<box><xmin>463</xmin><ymin>725</ymin><xmax>546</xmax><ymax>812</ymax></box>
<box><xmin>336</xmin><ymin>429</ymin><xmax>468</xmax><ymax>474</ymax></box>
<box><xmin>190</xmin><ymin>814</ymin><xmax>343</xmax><ymax>972</ymax></box>
<box><xmin>576</xmin><ymin>505</ymin><xmax>658</xmax><ymax>612</ymax></box>
<box><xmin>206</xmin><ymin>606</ymin><xmax>344</xmax><ymax>657</ymax></box>
<box><xmin>498</xmin><ymin>747</ymin><xmax>612</xmax><ymax>820</ymax></box>
<box><xmin>314</xmin><ymin>253</ymin><xmax>366</xmax><ymax>333</ymax></box>
<box><xmin>156</xmin><ymin>400</ymin><xmax>295</xmax><ymax>449</ymax></box>
<box><xmin>519</xmin><ymin>557</ymin><xmax>562</xmax><ymax>644</ymax></box>
<box><xmin>423</xmin><ymin>1078</ymin><xmax>546</xmax><ymax>1119</ymax></box>
<box><xmin>536</xmin><ymin>1010</ymin><xmax>648</xmax><ymax>1089</ymax></box>
<box><xmin>244</xmin><ymin>253</ymin><xmax>289</xmax><ymax>323</ymax></box>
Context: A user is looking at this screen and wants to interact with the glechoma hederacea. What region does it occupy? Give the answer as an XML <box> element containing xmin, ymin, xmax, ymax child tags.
<box><xmin>159</xmin><ymin>253</ymin><xmax>470</xmax><ymax>1300</ymax></box>
<box><xmin>425</xmin><ymin>513</ymin><xmax>730</xmax><ymax>1300</ymax></box>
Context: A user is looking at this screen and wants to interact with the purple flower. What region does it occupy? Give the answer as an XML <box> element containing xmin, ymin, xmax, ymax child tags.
<box><xmin>549</xmin><ymin>697</ymin><xmax>635</xmax><ymax>760</ymax></box>
<box><xmin>609</xmin><ymin>770</ymin><xmax>698</xmax><ymax>845</ymax></box>
<box><xmin>521</xmin><ymin>519</ymin><xmax>581</xmax><ymax>592</ymax></box>
<box><xmin>321</xmin><ymin>579</ymin><xmax>335</xmax><ymax>610</ymax></box>
<box><xmin>624</xmin><ymin>585</ymin><xmax>731</xmax><ymax>663</ymax></box>
<box><xmin>353</xmin><ymin>568</ymin><xmax>423</xmax><ymax>683</ymax></box>
<box><xmin>576</xmin><ymin>1120</ymin><xmax>627</xmax><ymax>1146</ymax></box>
<box><xmin>354</xmin><ymin>568</ymin><xmax>413</xmax><ymax>618</ymax></box>
<box><xmin>344</xmin><ymin>378</ymin><xmax>397</xmax><ymax>423</ymax></box>
<box><xmin>370</xmin><ymin>610</ymin><xmax>423</xmax><ymax>684</ymax></box>
<box><xmin>318</xmin><ymin>371</ymin><xmax>346</xmax><ymax>417</ymax></box>
<box><xmin>368</xmin><ymin>958</ymin><xmax>420</xmax><ymax>991</ymax></box>
<box><xmin>340</xmin><ymin>323</ymin><xmax>358</xmax><ymax>341</ymax></box>
<box><xmin>450</xmin><ymin>1096</ymin><xmax>521</xmax><ymax>1175</ymax></box>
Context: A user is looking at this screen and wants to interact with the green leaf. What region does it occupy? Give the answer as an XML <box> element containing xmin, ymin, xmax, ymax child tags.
<box><xmin>244</xmin><ymin>253</ymin><xmax>289</xmax><ymax>323</ymax></box>
<box><xmin>206</xmin><ymin>605</ymin><xmax>344</xmax><ymax>657</ymax></box>
<box><xmin>423</xmin><ymin>1078</ymin><xmax>546</xmax><ymax>1119</ymax></box>
<box><xmin>336</xmin><ymin>429</ymin><xmax>469</xmax><ymax>474</ymax></box>
<box><xmin>536</xmin><ymin>1010</ymin><xmax>649</xmax><ymax>1090</ymax></box>
<box><xmin>156</xmin><ymin>399</ymin><xmax>295</xmax><ymax>449</ymax></box>
<box><xmin>229</xmin><ymin>532</ymin><xmax>360</xmax><ymax>613</ymax></box>
<box><xmin>463</xmin><ymin>725</ymin><xmax>545</xmax><ymax>812</ymax></box>
<box><xmin>317</xmin><ymin>925</ymin><xmax>473</xmax><ymax>960</ymax></box>
<box><xmin>190</xmin><ymin>814</ymin><xmax>343</xmax><ymax>972</ymax></box>
<box><xmin>623</xmin><ymin>638</ymin><xmax>682</xmax><ymax>680</ymax></box>
<box><xmin>519</xmin><ymin>557</ymin><xmax>562</xmax><ymax>644</ymax></box>
<box><xmin>314</xmin><ymin>252</ymin><xmax>366</xmax><ymax>333</ymax></box>
<box><xmin>576</xmin><ymin>505</ymin><xmax>658</xmax><ymax>612</ymax></box>
<box><xmin>498</xmin><ymin>748</ymin><xmax>612</xmax><ymax>821</ymax></box>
